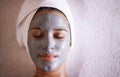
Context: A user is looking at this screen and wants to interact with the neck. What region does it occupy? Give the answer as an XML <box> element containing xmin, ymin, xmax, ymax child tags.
<box><xmin>34</xmin><ymin>64</ymin><xmax>67</xmax><ymax>77</ymax></box>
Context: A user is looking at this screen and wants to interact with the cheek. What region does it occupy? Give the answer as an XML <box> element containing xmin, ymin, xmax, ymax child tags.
<box><xmin>28</xmin><ymin>39</ymin><xmax>43</xmax><ymax>52</ymax></box>
<box><xmin>55</xmin><ymin>38</ymin><xmax>70</xmax><ymax>50</ymax></box>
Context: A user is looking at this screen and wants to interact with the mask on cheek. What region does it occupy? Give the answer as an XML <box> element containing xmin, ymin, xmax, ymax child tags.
<box><xmin>28</xmin><ymin>13</ymin><xmax>71</xmax><ymax>72</ymax></box>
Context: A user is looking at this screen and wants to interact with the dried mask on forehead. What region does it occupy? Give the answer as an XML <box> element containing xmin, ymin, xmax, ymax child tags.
<box><xmin>28</xmin><ymin>8</ymin><xmax>71</xmax><ymax>72</ymax></box>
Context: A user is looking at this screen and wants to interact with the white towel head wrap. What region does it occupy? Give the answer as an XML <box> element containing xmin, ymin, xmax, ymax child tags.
<box><xmin>16</xmin><ymin>0</ymin><xmax>74</xmax><ymax>52</ymax></box>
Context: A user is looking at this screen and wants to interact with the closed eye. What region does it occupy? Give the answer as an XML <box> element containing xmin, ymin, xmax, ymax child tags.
<box><xmin>53</xmin><ymin>30</ymin><xmax>67</xmax><ymax>40</ymax></box>
<box><xmin>30</xmin><ymin>28</ymin><xmax>44</xmax><ymax>39</ymax></box>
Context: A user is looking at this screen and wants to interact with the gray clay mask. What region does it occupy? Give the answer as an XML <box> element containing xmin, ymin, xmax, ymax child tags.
<box><xmin>28</xmin><ymin>13</ymin><xmax>70</xmax><ymax>72</ymax></box>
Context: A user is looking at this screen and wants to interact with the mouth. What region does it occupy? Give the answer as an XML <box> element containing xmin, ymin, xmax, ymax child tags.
<box><xmin>38</xmin><ymin>54</ymin><xmax>58</xmax><ymax>62</ymax></box>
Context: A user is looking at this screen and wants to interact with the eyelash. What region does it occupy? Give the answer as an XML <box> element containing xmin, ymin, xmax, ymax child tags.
<box><xmin>33</xmin><ymin>33</ymin><xmax>44</xmax><ymax>38</ymax></box>
<box><xmin>54</xmin><ymin>33</ymin><xmax>65</xmax><ymax>40</ymax></box>
<box><xmin>33</xmin><ymin>33</ymin><xmax>65</xmax><ymax>40</ymax></box>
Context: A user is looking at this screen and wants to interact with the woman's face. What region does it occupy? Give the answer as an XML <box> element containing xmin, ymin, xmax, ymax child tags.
<box><xmin>28</xmin><ymin>9</ymin><xmax>71</xmax><ymax>72</ymax></box>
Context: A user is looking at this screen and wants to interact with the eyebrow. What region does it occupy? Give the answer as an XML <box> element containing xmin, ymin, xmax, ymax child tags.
<box><xmin>54</xmin><ymin>29</ymin><xmax>67</xmax><ymax>32</ymax></box>
<box><xmin>29</xmin><ymin>27</ymin><xmax>43</xmax><ymax>31</ymax></box>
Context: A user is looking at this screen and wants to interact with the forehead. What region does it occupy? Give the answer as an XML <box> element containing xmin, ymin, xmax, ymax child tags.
<box><xmin>32</xmin><ymin>8</ymin><xmax>69</xmax><ymax>24</ymax></box>
<box><xmin>29</xmin><ymin>8</ymin><xmax>69</xmax><ymax>30</ymax></box>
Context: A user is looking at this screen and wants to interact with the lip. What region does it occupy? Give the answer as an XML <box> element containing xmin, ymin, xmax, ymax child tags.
<box><xmin>38</xmin><ymin>54</ymin><xmax>58</xmax><ymax>62</ymax></box>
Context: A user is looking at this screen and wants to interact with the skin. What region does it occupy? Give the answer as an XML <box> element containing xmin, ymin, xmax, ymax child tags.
<box><xmin>28</xmin><ymin>8</ymin><xmax>71</xmax><ymax>77</ymax></box>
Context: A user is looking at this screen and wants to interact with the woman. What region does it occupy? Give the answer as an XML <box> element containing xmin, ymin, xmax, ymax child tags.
<box><xmin>16</xmin><ymin>0</ymin><xmax>74</xmax><ymax>77</ymax></box>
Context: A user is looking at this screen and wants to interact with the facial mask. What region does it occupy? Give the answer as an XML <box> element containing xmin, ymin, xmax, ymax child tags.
<box><xmin>28</xmin><ymin>13</ymin><xmax>70</xmax><ymax>72</ymax></box>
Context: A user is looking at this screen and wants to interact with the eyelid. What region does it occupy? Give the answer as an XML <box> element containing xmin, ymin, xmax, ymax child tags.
<box><xmin>53</xmin><ymin>31</ymin><xmax>67</xmax><ymax>40</ymax></box>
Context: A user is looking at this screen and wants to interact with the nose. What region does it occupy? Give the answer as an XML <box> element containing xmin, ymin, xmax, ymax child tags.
<box><xmin>44</xmin><ymin>32</ymin><xmax>55</xmax><ymax>53</ymax></box>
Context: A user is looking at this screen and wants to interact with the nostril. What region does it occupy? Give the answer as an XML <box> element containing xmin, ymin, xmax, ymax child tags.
<box><xmin>46</xmin><ymin>51</ymin><xmax>50</xmax><ymax>54</ymax></box>
<box><xmin>51</xmin><ymin>47</ymin><xmax>54</xmax><ymax>49</ymax></box>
